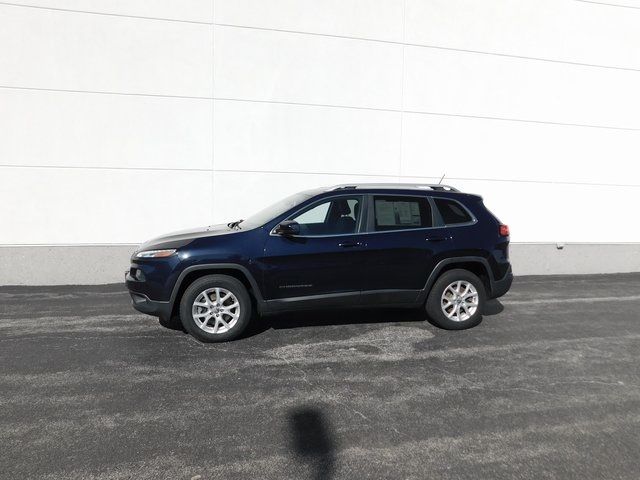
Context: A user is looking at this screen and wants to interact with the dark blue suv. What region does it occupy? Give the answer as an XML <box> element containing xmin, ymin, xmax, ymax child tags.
<box><xmin>125</xmin><ymin>184</ymin><xmax>512</xmax><ymax>342</ymax></box>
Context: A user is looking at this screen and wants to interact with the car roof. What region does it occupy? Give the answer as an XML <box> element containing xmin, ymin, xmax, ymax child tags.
<box><xmin>316</xmin><ymin>183</ymin><xmax>481</xmax><ymax>201</ymax></box>
<box><xmin>329</xmin><ymin>183</ymin><xmax>459</xmax><ymax>192</ymax></box>
<box><xmin>328</xmin><ymin>183</ymin><xmax>459</xmax><ymax>193</ymax></box>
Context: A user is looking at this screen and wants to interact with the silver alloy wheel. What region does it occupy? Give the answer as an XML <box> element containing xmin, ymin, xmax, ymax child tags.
<box><xmin>192</xmin><ymin>287</ymin><xmax>240</xmax><ymax>334</ymax></box>
<box><xmin>441</xmin><ymin>280</ymin><xmax>479</xmax><ymax>322</ymax></box>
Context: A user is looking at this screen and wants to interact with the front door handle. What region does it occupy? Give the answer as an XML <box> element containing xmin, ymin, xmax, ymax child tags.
<box><xmin>338</xmin><ymin>241</ymin><xmax>362</xmax><ymax>248</ymax></box>
<box><xmin>426</xmin><ymin>236</ymin><xmax>449</xmax><ymax>242</ymax></box>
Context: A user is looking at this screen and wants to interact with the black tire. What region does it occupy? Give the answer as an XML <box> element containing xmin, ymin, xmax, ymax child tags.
<box><xmin>179</xmin><ymin>274</ymin><xmax>252</xmax><ymax>342</ymax></box>
<box><xmin>425</xmin><ymin>269</ymin><xmax>486</xmax><ymax>330</ymax></box>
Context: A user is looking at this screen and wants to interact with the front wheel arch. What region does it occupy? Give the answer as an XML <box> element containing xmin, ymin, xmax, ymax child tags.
<box><xmin>179</xmin><ymin>274</ymin><xmax>253</xmax><ymax>342</ymax></box>
<box><xmin>168</xmin><ymin>266</ymin><xmax>263</xmax><ymax>321</ymax></box>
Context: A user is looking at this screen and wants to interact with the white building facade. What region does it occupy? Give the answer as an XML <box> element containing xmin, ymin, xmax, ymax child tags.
<box><xmin>1</xmin><ymin>0</ymin><xmax>639</xmax><ymax>284</ymax></box>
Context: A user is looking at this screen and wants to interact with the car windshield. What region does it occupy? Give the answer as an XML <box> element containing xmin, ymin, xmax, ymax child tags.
<box><xmin>239</xmin><ymin>190</ymin><xmax>319</xmax><ymax>228</ymax></box>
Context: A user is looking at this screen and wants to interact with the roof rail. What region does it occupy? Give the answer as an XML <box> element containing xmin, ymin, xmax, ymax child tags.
<box><xmin>330</xmin><ymin>183</ymin><xmax>460</xmax><ymax>192</ymax></box>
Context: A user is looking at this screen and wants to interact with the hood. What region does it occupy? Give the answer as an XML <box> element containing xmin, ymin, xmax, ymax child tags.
<box><xmin>136</xmin><ymin>223</ymin><xmax>240</xmax><ymax>252</ymax></box>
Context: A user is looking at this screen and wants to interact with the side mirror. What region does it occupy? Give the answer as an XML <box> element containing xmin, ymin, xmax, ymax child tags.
<box><xmin>274</xmin><ymin>220</ymin><xmax>300</xmax><ymax>236</ymax></box>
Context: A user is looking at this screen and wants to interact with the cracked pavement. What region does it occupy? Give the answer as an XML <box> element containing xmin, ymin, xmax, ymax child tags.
<box><xmin>1</xmin><ymin>274</ymin><xmax>640</xmax><ymax>479</ymax></box>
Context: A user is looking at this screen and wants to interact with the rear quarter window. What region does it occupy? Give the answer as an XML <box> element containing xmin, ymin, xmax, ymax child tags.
<box><xmin>434</xmin><ymin>198</ymin><xmax>473</xmax><ymax>225</ymax></box>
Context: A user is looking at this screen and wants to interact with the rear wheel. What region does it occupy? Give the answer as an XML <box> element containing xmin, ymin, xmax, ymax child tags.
<box><xmin>179</xmin><ymin>275</ymin><xmax>252</xmax><ymax>342</ymax></box>
<box><xmin>425</xmin><ymin>269</ymin><xmax>486</xmax><ymax>330</ymax></box>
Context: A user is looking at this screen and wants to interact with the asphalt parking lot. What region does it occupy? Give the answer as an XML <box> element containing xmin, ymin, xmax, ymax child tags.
<box><xmin>2</xmin><ymin>274</ymin><xmax>640</xmax><ymax>480</ymax></box>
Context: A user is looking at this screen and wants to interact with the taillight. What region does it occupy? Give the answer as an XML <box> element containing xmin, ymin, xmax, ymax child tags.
<box><xmin>499</xmin><ymin>224</ymin><xmax>510</xmax><ymax>237</ymax></box>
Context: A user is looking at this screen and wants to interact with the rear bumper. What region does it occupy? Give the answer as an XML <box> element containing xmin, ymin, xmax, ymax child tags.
<box><xmin>490</xmin><ymin>266</ymin><xmax>513</xmax><ymax>299</ymax></box>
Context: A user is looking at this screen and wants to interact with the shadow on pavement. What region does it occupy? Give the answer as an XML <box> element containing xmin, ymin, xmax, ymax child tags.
<box><xmin>158</xmin><ymin>315</ymin><xmax>186</xmax><ymax>332</ymax></box>
<box><xmin>157</xmin><ymin>298</ymin><xmax>504</xmax><ymax>339</ymax></box>
<box><xmin>243</xmin><ymin>306</ymin><xmax>426</xmax><ymax>338</ymax></box>
<box><xmin>288</xmin><ymin>406</ymin><xmax>336</xmax><ymax>480</ymax></box>
<box><xmin>243</xmin><ymin>299</ymin><xmax>504</xmax><ymax>338</ymax></box>
<box><xmin>484</xmin><ymin>298</ymin><xmax>504</xmax><ymax>315</ymax></box>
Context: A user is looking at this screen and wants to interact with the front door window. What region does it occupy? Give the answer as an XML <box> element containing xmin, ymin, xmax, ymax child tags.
<box><xmin>290</xmin><ymin>196</ymin><xmax>362</xmax><ymax>236</ymax></box>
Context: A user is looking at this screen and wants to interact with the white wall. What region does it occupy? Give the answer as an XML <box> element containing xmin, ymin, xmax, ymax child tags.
<box><xmin>0</xmin><ymin>0</ymin><xmax>639</xmax><ymax>282</ymax></box>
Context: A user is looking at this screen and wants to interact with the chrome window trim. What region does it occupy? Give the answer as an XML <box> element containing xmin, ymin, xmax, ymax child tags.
<box><xmin>269</xmin><ymin>192</ymin><xmax>478</xmax><ymax>238</ymax></box>
<box><xmin>431</xmin><ymin>196</ymin><xmax>478</xmax><ymax>227</ymax></box>
<box><xmin>369</xmin><ymin>193</ymin><xmax>436</xmax><ymax>232</ymax></box>
<box><xmin>270</xmin><ymin>225</ymin><xmax>449</xmax><ymax>239</ymax></box>
<box><xmin>269</xmin><ymin>193</ymin><xmax>365</xmax><ymax>238</ymax></box>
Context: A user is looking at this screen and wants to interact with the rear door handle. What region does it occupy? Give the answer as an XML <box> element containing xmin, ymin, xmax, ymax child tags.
<box><xmin>338</xmin><ymin>241</ymin><xmax>362</xmax><ymax>248</ymax></box>
<box><xmin>426</xmin><ymin>236</ymin><xmax>449</xmax><ymax>242</ymax></box>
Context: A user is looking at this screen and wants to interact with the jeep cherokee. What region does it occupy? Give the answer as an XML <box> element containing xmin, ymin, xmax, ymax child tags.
<box><xmin>125</xmin><ymin>184</ymin><xmax>512</xmax><ymax>342</ymax></box>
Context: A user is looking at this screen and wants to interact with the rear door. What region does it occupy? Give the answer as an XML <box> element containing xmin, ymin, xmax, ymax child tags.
<box><xmin>359</xmin><ymin>194</ymin><xmax>451</xmax><ymax>304</ymax></box>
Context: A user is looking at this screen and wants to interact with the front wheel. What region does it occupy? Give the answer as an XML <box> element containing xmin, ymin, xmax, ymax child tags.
<box><xmin>179</xmin><ymin>275</ymin><xmax>252</xmax><ymax>342</ymax></box>
<box><xmin>425</xmin><ymin>269</ymin><xmax>486</xmax><ymax>330</ymax></box>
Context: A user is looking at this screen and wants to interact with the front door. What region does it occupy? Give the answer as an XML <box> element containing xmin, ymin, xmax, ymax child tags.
<box><xmin>261</xmin><ymin>195</ymin><xmax>366</xmax><ymax>306</ymax></box>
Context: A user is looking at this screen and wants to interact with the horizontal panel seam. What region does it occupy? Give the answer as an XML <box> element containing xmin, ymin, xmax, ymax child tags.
<box><xmin>0</xmin><ymin>85</ymin><xmax>213</xmax><ymax>100</ymax></box>
<box><xmin>1</xmin><ymin>242</ymin><xmax>640</xmax><ymax>247</ymax></box>
<box><xmin>0</xmin><ymin>1</ymin><xmax>212</xmax><ymax>25</ymax></box>
<box><xmin>1</xmin><ymin>2</ymin><xmax>639</xmax><ymax>72</ymax></box>
<box><xmin>573</xmin><ymin>0</ymin><xmax>640</xmax><ymax>10</ymax></box>
<box><xmin>1</xmin><ymin>164</ymin><xmax>639</xmax><ymax>188</ymax></box>
<box><xmin>214</xmin><ymin>23</ymin><xmax>640</xmax><ymax>74</ymax></box>
<box><xmin>0</xmin><ymin>244</ymin><xmax>139</xmax><ymax>247</ymax></box>
<box><xmin>216</xmin><ymin>98</ymin><xmax>640</xmax><ymax>132</ymax></box>
<box><xmin>513</xmin><ymin>241</ymin><xmax>640</xmax><ymax>245</ymax></box>
<box><xmin>2</xmin><ymin>86</ymin><xmax>638</xmax><ymax>132</ymax></box>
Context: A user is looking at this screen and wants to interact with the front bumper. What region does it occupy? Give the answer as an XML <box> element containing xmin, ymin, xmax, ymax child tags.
<box><xmin>128</xmin><ymin>290</ymin><xmax>172</xmax><ymax>318</ymax></box>
<box><xmin>125</xmin><ymin>270</ymin><xmax>172</xmax><ymax>318</ymax></box>
<box><xmin>490</xmin><ymin>266</ymin><xmax>513</xmax><ymax>299</ymax></box>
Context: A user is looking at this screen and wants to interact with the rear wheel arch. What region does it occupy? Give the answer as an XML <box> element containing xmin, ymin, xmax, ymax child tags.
<box><xmin>422</xmin><ymin>257</ymin><xmax>493</xmax><ymax>300</ymax></box>
<box><xmin>425</xmin><ymin>268</ymin><xmax>486</xmax><ymax>330</ymax></box>
<box><xmin>436</xmin><ymin>261</ymin><xmax>491</xmax><ymax>295</ymax></box>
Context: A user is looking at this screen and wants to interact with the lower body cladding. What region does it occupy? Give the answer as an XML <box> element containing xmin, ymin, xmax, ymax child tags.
<box><xmin>490</xmin><ymin>266</ymin><xmax>513</xmax><ymax>298</ymax></box>
<box><xmin>262</xmin><ymin>266</ymin><xmax>513</xmax><ymax>314</ymax></box>
<box><xmin>129</xmin><ymin>291</ymin><xmax>172</xmax><ymax>318</ymax></box>
<box><xmin>126</xmin><ymin>266</ymin><xmax>513</xmax><ymax>319</ymax></box>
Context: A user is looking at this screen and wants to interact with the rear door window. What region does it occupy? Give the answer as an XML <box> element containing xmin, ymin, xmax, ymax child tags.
<box><xmin>373</xmin><ymin>196</ymin><xmax>432</xmax><ymax>231</ymax></box>
<box><xmin>434</xmin><ymin>198</ymin><xmax>473</xmax><ymax>225</ymax></box>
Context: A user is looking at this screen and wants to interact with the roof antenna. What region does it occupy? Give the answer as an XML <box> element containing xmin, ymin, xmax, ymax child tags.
<box><xmin>438</xmin><ymin>174</ymin><xmax>445</xmax><ymax>184</ymax></box>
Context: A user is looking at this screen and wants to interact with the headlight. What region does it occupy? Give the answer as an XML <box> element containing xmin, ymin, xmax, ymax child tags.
<box><xmin>135</xmin><ymin>249</ymin><xmax>177</xmax><ymax>258</ymax></box>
